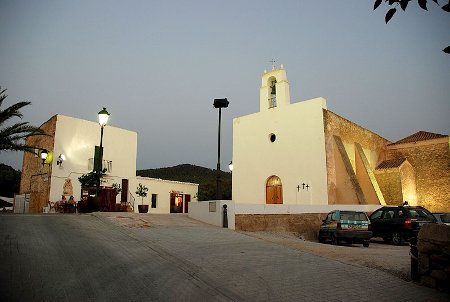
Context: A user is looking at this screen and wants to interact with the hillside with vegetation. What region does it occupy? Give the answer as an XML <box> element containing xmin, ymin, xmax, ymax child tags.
<box><xmin>0</xmin><ymin>163</ymin><xmax>231</xmax><ymax>201</ymax></box>
<box><xmin>137</xmin><ymin>164</ymin><xmax>231</xmax><ymax>201</ymax></box>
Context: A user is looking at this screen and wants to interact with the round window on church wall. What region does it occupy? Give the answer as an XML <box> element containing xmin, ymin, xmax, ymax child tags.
<box><xmin>269</xmin><ymin>133</ymin><xmax>276</xmax><ymax>142</ymax></box>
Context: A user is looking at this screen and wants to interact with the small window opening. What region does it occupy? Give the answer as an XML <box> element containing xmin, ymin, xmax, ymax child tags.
<box><xmin>269</xmin><ymin>133</ymin><xmax>276</xmax><ymax>142</ymax></box>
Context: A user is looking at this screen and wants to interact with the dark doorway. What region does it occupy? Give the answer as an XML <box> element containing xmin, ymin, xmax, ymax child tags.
<box><xmin>184</xmin><ymin>194</ymin><xmax>190</xmax><ymax>213</ymax></box>
<box><xmin>121</xmin><ymin>179</ymin><xmax>128</xmax><ymax>204</ymax></box>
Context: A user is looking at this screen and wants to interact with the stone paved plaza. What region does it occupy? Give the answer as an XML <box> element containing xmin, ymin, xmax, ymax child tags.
<box><xmin>1</xmin><ymin>213</ymin><xmax>448</xmax><ymax>301</ymax></box>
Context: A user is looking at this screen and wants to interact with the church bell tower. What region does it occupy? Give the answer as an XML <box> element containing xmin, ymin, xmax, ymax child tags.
<box><xmin>259</xmin><ymin>64</ymin><xmax>291</xmax><ymax>112</ymax></box>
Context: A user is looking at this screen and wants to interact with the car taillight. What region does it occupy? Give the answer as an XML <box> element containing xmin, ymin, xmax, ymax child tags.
<box><xmin>404</xmin><ymin>218</ymin><xmax>412</xmax><ymax>229</ymax></box>
<box><xmin>337</xmin><ymin>222</ymin><xmax>341</xmax><ymax>230</ymax></box>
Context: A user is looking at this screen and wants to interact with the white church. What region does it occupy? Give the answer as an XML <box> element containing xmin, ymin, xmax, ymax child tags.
<box><xmin>192</xmin><ymin>65</ymin><xmax>393</xmax><ymax>235</ymax></box>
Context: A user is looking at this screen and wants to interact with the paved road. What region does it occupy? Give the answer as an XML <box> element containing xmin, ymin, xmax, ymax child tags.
<box><xmin>244</xmin><ymin>231</ymin><xmax>412</xmax><ymax>281</ymax></box>
<box><xmin>0</xmin><ymin>213</ymin><xmax>447</xmax><ymax>301</ymax></box>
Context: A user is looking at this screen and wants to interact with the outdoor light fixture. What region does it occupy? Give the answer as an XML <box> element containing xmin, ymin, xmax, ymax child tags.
<box><xmin>96</xmin><ymin>107</ymin><xmax>110</xmax><ymax>171</ymax></box>
<box><xmin>95</xmin><ymin>107</ymin><xmax>110</xmax><ymax>196</ymax></box>
<box><xmin>57</xmin><ymin>154</ymin><xmax>66</xmax><ymax>167</ymax></box>
<box><xmin>213</xmin><ymin>98</ymin><xmax>229</xmax><ymax>109</ymax></box>
<box><xmin>229</xmin><ymin>161</ymin><xmax>233</xmax><ymax>171</ymax></box>
<box><xmin>98</xmin><ymin>107</ymin><xmax>110</xmax><ymax>127</ymax></box>
<box><xmin>40</xmin><ymin>149</ymin><xmax>48</xmax><ymax>164</ymax></box>
<box><xmin>213</xmin><ymin>98</ymin><xmax>229</xmax><ymax>200</ymax></box>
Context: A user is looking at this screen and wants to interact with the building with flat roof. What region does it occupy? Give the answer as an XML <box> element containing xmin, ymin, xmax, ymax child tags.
<box><xmin>19</xmin><ymin>114</ymin><xmax>198</xmax><ymax>213</ymax></box>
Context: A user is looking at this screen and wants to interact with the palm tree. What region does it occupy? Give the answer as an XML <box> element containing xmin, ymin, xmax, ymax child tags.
<box><xmin>0</xmin><ymin>87</ymin><xmax>45</xmax><ymax>153</ymax></box>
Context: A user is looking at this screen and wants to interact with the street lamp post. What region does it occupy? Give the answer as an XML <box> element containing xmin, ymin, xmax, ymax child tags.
<box><xmin>213</xmin><ymin>98</ymin><xmax>229</xmax><ymax>200</ymax></box>
<box><xmin>96</xmin><ymin>107</ymin><xmax>110</xmax><ymax>194</ymax></box>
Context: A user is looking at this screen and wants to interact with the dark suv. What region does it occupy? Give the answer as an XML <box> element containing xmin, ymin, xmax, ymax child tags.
<box><xmin>369</xmin><ymin>206</ymin><xmax>436</xmax><ymax>245</ymax></box>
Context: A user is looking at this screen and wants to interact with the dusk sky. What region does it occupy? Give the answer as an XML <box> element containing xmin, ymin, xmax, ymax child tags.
<box><xmin>1</xmin><ymin>0</ymin><xmax>449</xmax><ymax>171</ymax></box>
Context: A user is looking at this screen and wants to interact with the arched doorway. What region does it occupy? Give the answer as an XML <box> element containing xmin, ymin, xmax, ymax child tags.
<box><xmin>266</xmin><ymin>175</ymin><xmax>283</xmax><ymax>204</ymax></box>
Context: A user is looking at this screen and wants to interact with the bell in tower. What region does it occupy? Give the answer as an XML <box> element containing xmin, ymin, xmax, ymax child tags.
<box><xmin>270</xmin><ymin>79</ymin><xmax>277</xmax><ymax>108</ymax></box>
<box><xmin>270</xmin><ymin>80</ymin><xmax>277</xmax><ymax>95</ymax></box>
<box><xmin>259</xmin><ymin>64</ymin><xmax>291</xmax><ymax>112</ymax></box>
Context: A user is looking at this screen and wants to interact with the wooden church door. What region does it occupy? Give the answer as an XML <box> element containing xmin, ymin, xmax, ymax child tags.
<box><xmin>266</xmin><ymin>175</ymin><xmax>283</xmax><ymax>204</ymax></box>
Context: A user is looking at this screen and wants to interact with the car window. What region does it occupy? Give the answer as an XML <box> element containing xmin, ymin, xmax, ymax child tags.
<box><xmin>382</xmin><ymin>210</ymin><xmax>395</xmax><ymax>219</ymax></box>
<box><xmin>341</xmin><ymin>212</ymin><xmax>367</xmax><ymax>221</ymax></box>
<box><xmin>340</xmin><ymin>212</ymin><xmax>353</xmax><ymax>221</ymax></box>
<box><xmin>408</xmin><ymin>208</ymin><xmax>434</xmax><ymax>221</ymax></box>
<box><xmin>355</xmin><ymin>212</ymin><xmax>368</xmax><ymax>221</ymax></box>
<box><xmin>371</xmin><ymin>210</ymin><xmax>382</xmax><ymax>220</ymax></box>
<box><xmin>331</xmin><ymin>212</ymin><xmax>336</xmax><ymax>221</ymax></box>
<box><xmin>398</xmin><ymin>210</ymin><xmax>405</xmax><ymax>218</ymax></box>
<box><xmin>440</xmin><ymin>214</ymin><xmax>450</xmax><ymax>223</ymax></box>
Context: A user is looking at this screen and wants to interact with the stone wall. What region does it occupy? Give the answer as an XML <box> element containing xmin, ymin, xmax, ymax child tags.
<box><xmin>323</xmin><ymin>110</ymin><xmax>390</xmax><ymax>205</ymax></box>
<box><xmin>417</xmin><ymin>224</ymin><xmax>450</xmax><ymax>291</ymax></box>
<box><xmin>235</xmin><ymin>213</ymin><xmax>327</xmax><ymax>240</ymax></box>
<box><xmin>387</xmin><ymin>139</ymin><xmax>450</xmax><ymax>212</ymax></box>
<box><xmin>374</xmin><ymin>168</ymin><xmax>403</xmax><ymax>205</ymax></box>
<box><xmin>19</xmin><ymin>116</ymin><xmax>56</xmax><ymax>213</ymax></box>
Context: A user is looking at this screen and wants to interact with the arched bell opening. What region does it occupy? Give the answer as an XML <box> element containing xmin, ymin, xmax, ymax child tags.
<box><xmin>268</xmin><ymin>76</ymin><xmax>277</xmax><ymax>108</ymax></box>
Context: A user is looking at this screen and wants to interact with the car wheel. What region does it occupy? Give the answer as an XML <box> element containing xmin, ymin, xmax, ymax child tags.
<box><xmin>391</xmin><ymin>231</ymin><xmax>404</xmax><ymax>245</ymax></box>
<box><xmin>331</xmin><ymin>234</ymin><xmax>338</xmax><ymax>245</ymax></box>
<box><xmin>363</xmin><ymin>241</ymin><xmax>370</xmax><ymax>248</ymax></box>
<box><xmin>318</xmin><ymin>231</ymin><xmax>325</xmax><ymax>243</ymax></box>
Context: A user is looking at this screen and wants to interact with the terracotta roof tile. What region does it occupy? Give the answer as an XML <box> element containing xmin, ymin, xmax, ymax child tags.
<box><xmin>390</xmin><ymin>131</ymin><xmax>448</xmax><ymax>145</ymax></box>
<box><xmin>376</xmin><ymin>158</ymin><xmax>407</xmax><ymax>170</ymax></box>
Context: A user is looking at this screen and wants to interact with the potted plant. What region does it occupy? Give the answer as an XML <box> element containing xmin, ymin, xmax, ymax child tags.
<box><xmin>112</xmin><ymin>183</ymin><xmax>122</xmax><ymax>196</ymax></box>
<box><xmin>78</xmin><ymin>169</ymin><xmax>106</xmax><ymax>212</ymax></box>
<box><xmin>78</xmin><ymin>169</ymin><xmax>106</xmax><ymax>188</ymax></box>
<box><xmin>136</xmin><ymin>183</ymin><xmax>149</xmax><ymax>213</ymax></box>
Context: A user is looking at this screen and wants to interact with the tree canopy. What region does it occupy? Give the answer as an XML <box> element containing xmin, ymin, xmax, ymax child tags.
<box><xmin>374</xmin><ymin>0</ymin><xmax>450</xmax><ymax>53</ymax></box>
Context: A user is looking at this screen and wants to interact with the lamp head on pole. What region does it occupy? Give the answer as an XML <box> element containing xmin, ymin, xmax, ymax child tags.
<box><xmin>213</xmin><ymin>98</ymin><xmax>229</xmax><ymax>108</ymax></box>
<box><xmin>98</xmin><ymin>107</ymin><xmax>110</xmax><ymax>127</ymax></box>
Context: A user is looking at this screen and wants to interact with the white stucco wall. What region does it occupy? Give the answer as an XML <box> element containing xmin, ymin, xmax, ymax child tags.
<box><xmin>129</xmin><ymin>176</ymin><xmax>198</xmax><ymax>214</ymax></box>
<box><xmin>189</xmin><ymin>200</ymin><xmax>235</xmax><ymax>229</ymax></box>
<box><xmin>48</xmin><ymin>115</ymin><xmax>137</xmax><ymax>202</ymax></box>
<box><xmin>232</xmin><ymin>97</ymin><xmax>329</xmax><ymax>205</ymax></box>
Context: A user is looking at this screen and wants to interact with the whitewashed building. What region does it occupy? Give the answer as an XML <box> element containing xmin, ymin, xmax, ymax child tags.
<box><xmin>231</xmin><ymin>65</ymin><xmax>389</xmax><ymax>208</ymax></box>
<box><xmin>19</xmin><ymin>114</ymin><xmax>198</xmax><ymax>213</ymax></box>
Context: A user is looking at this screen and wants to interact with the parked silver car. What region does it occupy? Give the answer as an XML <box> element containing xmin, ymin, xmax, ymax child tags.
<box><xmin>318</xmin><ymin>210</ymin><xmax>372</xmax><ymax>247</ymax></box>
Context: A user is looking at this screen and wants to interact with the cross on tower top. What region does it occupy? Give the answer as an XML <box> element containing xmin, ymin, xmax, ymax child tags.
<box><xmin>269</xmin><ymin>59</ymin><xmax>276</xmax><ymax>70</ymax></box>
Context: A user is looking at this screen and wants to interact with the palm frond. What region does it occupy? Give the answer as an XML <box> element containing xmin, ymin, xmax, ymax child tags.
<box><xmin>0</xmin><ymin>86</ymin><xmax>47</xmax><ymax>153</ymax></box>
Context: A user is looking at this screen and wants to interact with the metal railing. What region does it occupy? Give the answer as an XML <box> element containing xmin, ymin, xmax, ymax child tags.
<box><xmin>128</xmin><ymin>191</ymin><xmax>135</xmax><ymax>212</ymax></box>
<box><xmin>88</xmin><ymin>158</ymin><xmax>113</xmax><ymax>173</ymax></box>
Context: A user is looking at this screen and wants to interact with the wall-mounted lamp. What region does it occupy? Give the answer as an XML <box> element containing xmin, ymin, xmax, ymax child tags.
<box><xmin>57</xmin><ymin>154</ymin><xmax>66</xmax><ymax>167</ymax></box>
<box><xmin>40</xmin><ymin>149</ymin><xmax>48</xmax><ymax>165</ymax></box>
<box><xmin>229</xmin><ymin>161</ymin><xmax>233</xmax><ymax>172</ymax></box>
<box><xmin>39</xmin><ymin>149</ymin><xmax>53</xmax><ymax>166</ymax></box>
